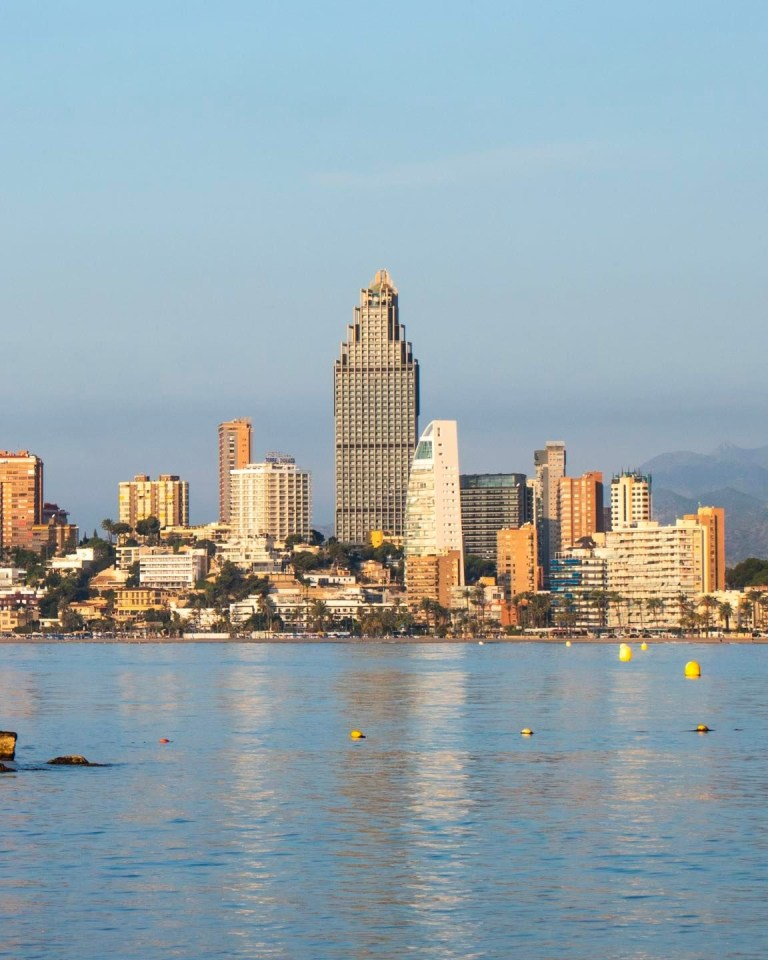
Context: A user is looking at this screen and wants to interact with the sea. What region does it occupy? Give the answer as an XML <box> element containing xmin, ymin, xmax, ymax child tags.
<box><xmin>1</xmin><ymin>640</ymin><xmax>767</xmax><ymax>960</ymax></box>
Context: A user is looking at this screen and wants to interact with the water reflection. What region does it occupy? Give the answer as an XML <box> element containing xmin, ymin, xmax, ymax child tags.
<box><xmin>0</xmin><ymin>642</ymin><xmax>767</xmax><ymax>959</ymax></box>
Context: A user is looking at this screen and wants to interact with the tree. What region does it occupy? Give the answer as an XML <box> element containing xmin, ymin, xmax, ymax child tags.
<box><xmin>135</xmin><ymin>516</ymin><xmax>161</xmax><ymax>544</ymax></box>
<box><xmin>464</xmin><ymin>555</ymin><xmax>495</xmax><ymax>585</ymax></box>
<box><xmin>101</xmin><ymin>518</ymin><xmax>116</xmax><ymax>543</ymax></box>
<box><xmin>726</xmin><ymin>558</ymin><xmax>768</xmax><ymax>590</ymax></box>
<box><xmin>700</xmin><ymin>595</ymin><xmax>718</xmax><ymax>634</ymax></box>
<box><xmin>646</xmin><ymin>597</ymin><xmax>665</xmax><ymax>628</ymax></box>
<box><xmin>718</xmin><ymin>601</ymin><xmax>733</xmax><ymax>632</ymax></box>
<box><xmin>307</xmin><ymin>600</ymin><xmax>329</xmax><ymax>633</ymax></box>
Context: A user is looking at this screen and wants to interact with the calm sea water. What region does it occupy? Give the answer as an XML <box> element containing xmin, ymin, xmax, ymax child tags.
<box><xmin>1</xmin><ymin>641</ymin><xmax>767</xmax><ymax>960</ymax></box>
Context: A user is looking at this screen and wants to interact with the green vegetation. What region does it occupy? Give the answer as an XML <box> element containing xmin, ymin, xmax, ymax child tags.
<box><xmin>726</xmin><ymin>557</ymin><xmax>768</xmax><ymax>590</ymax></box>
<box><xmin>464</xmin><ymin>555</ymin><xmax>495</xmax><ymax>584</ymax></box>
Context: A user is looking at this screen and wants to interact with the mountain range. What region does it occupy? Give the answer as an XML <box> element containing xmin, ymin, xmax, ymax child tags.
<box><xmin>638</xmin><ymin>443</ymin><xmax>768</xmax><ymax>565</ymax></box>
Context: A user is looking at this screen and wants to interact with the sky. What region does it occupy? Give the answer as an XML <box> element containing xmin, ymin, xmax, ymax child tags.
<box><xmin>2</xmin><ymin>1</ymin><xmax>766</xmax><ymax>534</ymax></box>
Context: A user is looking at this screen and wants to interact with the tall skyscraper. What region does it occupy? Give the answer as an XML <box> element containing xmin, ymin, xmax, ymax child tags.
<box><xmin>404</xmin><ymin>420</ymin><xmax>464</xmax><ymax>599</ymax></box>
<box><xmin>610</xmin><ymin>471</ymin><xmax>651</xmax><ymax>529</ymax></box>
<box><xmin>559</xmin><ymin>471</ymin><xmax>604</xmax><ymax>549</ymax></box>
<box><xmin>334</xmin><ymin>270</ymin><xmax>419</xmax><ymax>543</ymax></box>
<box><xmin>230</xmin><ymin>455</ymin><xmax>311</xmax><ymax>542</ymax></box>
<box><xmin>118</xmin><ymin>474</ymin><xmax>189</xmax><ymax>529</ymax></box>
<box><xmin>460</xmin><ymin>473</ymin><xmax>530</xmax><ymax>563</ymax></box>
<box><xmin>533</xmin><ymin>440</ymin><xmax>566</xmax><ymax>585</ymax></box>
<box><xmin>0</xmin><ymin>450</ymin><xmax>43</xmax><ymax>551</ymax></box>
<box><xmin>219</xmin><ymin>418</ymin><xmax>252</xmax><ymax>523</ymax></box>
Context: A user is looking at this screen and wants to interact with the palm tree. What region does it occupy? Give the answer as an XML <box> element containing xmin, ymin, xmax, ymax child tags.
<box><xmin>101</xmin><ymin>518</ymin><xmax>116</xmax><ymax>544</ymax></box>
<box><xmin>646</xmin><ymin>597</ymin><xmax>664</xmax><ymax>629</ymax></box>
<box><xmin>736</xmin><ymin>596</ymin><xmax>750</xmax><ymax>633</ymax></box>
<box><xmin>308</xmin><ymin>600</ymin><xmax>329</xmax><ymax>634</ymax></box>
<box><xmin>700</xmin><ymin>595</ymin><xmax>718</xmax><ymax>635</ymax></box>
<box><xmin>718</xmin><ymin>601</ymin><xmax>733</xmax><ymax>633</ymax></box>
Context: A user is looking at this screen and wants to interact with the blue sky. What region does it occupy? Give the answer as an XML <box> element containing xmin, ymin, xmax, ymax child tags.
<box><xmin>2</xmin><ymin>1</ymin><xmax>766</xmax><ymax>533</ymax></box>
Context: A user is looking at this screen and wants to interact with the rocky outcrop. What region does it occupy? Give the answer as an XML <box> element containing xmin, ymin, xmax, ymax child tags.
<box><xmin>47</xmin><ymin>755</ymin><xmax>93</xmax><ymax>766</ymax></box>
<box><xmin>0</xmin><ymin>731</ymin><xmax>17</xmax><ymax>760</ymax></box>
<box><xmin>0</xmin><ymin>762</ymin><xmax>13</xmax><ymax>772</ymax></box>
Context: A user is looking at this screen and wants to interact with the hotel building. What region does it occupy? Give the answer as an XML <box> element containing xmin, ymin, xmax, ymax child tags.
<box><xmin>230</xmin><ymin>455</ymin><xmax>311</xmax><ymax>542</ymax></box>
<box><xmin>334</xmin><ymin>270</ymin><xmax>419</xmax><ymax>543</ymax></box>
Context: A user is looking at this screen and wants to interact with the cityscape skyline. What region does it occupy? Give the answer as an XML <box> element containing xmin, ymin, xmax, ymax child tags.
<box><xmin>3</xmin><ymin>4</ymin><xmax>766</xmax><ymax>536</ymax></box>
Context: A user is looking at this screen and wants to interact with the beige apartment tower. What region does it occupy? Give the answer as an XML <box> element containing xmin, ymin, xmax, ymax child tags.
<box><xmin>334</xmin><ymin>270</ymin><xmax>419</xmax><ymax>543</ymax></box>
<box><xmin>0</xmin><ymin>450</ymin><xmax>43</xmax><ymax>551</ymax></box>
<box><xmin>219</xmin><ymin>418</ymin><xmax>252</xmax><ymax>523</ymax></box>
<box><xmin>611</xmin><ymin>472</ymin><xmax>651</xmax><ymax>529</ymax></box>
<box><xmin>119</xmin><ymin>474</ymin><xmax>189</xmax><ymax>529</ymax></box>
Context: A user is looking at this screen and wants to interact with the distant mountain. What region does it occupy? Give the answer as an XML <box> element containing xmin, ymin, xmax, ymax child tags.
<box><xmin>639</xmin><ymin>444</ymin><xmax>768</xmax><ymax>565</ymax></box>
<box><xmin>641</xmin><ymin>444</ymin><xmax>768</xmax><ymax>500</ymax></box>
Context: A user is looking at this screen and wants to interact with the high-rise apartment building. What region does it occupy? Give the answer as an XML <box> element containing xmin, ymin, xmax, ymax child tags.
<box><xmin>230</xmin><ymin>455</ymin><xmax>311</xmax><ymax>542</ymax></box>
<box><xmin>118</xmin><ymin>474</ymin><xmax>189</xmax><ymax>529</ymax></box>
<box><xmin>460</xmin><ymin>473</ymin><xmax>530</xmax><ymax>563</ymax></box>
<box><xmin>334</xmin><ymin>270</ymin><xmax>419</xmax><ymax>543</ymax></box>
<box><xmin>605</xmin><ymin>519</ymin><xmax>707</xmax><ymax>627</ymax></box>
<box><xmin>0</xmin><ymin>450</ymin><xmax>43</xmax><ymax>551</ymax></box>
<box><xmin>684</xmin><ymin>505</ymin><xmax>726</xmax><ymax>593</ymax></box>
<box><xmin>559</xmin><ymin>471</ymin><xmax>604</xmax><ymax>549</ymax></box>
<box><xmin>497</xmin><ymin>524</ymin><xmax>540</xmax><ymax>598</ymax></box>
<box><xmin>533</xmin><ymin>440</ymin><xmax>566</xmax><ymax>585</ymax></box>
<box><xmin>219</xmin><ymin>418</ymin><xmax>252</xmax><ymax>523</ymax></box>
<box><xmin>610</xmin><ymin>472</ymin><xmax>651</xmax><ymax>529</ymax></box>
<box><xmin>404</xmin><ymin>420</ymin><xmax>464</xmax><ymax>597</ymax></box>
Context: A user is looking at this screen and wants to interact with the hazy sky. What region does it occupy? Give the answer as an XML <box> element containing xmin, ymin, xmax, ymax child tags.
<box><xmin>2</xmin><ymin>1</ymin><xmax>766</xmax><ymax>534</ymax></box>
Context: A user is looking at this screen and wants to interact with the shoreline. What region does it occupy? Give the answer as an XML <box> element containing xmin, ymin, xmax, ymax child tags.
<box><xmin>1</xmin><ymin>634</ymin><xmax>766</xmax><ymax>645</ymax></box>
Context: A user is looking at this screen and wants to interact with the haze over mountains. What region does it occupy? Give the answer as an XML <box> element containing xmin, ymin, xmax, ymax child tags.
<box><xmin>641</xmin><ymin>443</ymin><xmax>768</xmax><ymax>565</ymax></box>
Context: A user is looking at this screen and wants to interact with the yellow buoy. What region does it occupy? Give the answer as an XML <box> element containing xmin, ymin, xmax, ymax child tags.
<box><xmin>696</xmin><ymin>724</ymin><xmax>710</xmax><ymax>733</ymax></box>
<box><xmin>640</xmin><ymin>642</ymin><xmax>648</xmax><ymax>651</ymax></box>
<box><xmin>684</xmin><ymin>660</ymin><xmax>701</xmax><ymax>679</ymax></box>
<box><xmin>619</xmin><ymin>643</ymin><xmax>632</xmax><ymax>662</ymax></box>
<box><xmin>565</xmin><ymin>640</ymin><xmax>572</xmax><ymax>647</ymax></box>
<box><xmin>350</xmin><ymin>729</ymin><xmax>366</xmax><ymax>740</ymax></box>
<box><xmin>521</xmin><ymin>728</ymin><xmax>533</xmax><ymax>736</ymax></box>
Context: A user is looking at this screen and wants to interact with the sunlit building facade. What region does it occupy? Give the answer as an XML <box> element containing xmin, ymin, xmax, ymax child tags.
<box><xmin>610</xmin><ymin>471</ymin><xmax>651</xmax><ymax>529</ymax></box>
<box><xmin>118</xmin><ymin>474</ymin><xmax>189</xmax><ymax>529</ymax></box>
<box><xmin>559</xmin><ymin>471</ymin><xmax>604</xmax><ymax>549</ymax></box>
<box><xmin>230</xmin><ymin>455</ymin><xmax>311</xmax><ymax>542</ymax></box>
<box><xmin>334</xmin><ymin>270</ymin><xmax>419</xmax><ymax>543</ymax></box>
<box><xmin>460</xmin><ymin>473</ymin><xmax>530</xmax><ymax>564</ymax></box>
<box><xmin>404</xmin><ymin>420</ymin><xmax>464</xmax><ymax>600</ymax></box>
<box><xmin>218</xmin><ymin>418</ymin><xmax>252</xmax><ymax>524</ymax></box>
<box><xmin>0</xmin><ymin>451</ymin><xmax>43</xmax><ymax>551</ymax></box>
<box><xmin>533</xmin><ymin>440</ymin><xmax>566</xmax><ymax>585</ymax></box>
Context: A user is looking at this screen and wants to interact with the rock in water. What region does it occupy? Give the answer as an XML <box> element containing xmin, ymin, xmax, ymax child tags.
<box><xmin>0</xmin><ymin>762</ymin><xmax>13</xmax><ymax>773</ymax></box>
<box><xmin>0</xmin><ymin>731</ymin><xmax>17</xmax><ymax>760</ymax></box>
<box><xmin>47</xmin><ymin>755</ymin><xmax>92</xmax><ymax>766</ymax></box>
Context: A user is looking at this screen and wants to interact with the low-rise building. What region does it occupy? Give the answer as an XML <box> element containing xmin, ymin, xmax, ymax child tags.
<box><xmin>139</xmin><ymin>550</ymin><xmax>208</xmax><ymax>589</ymax></box>
<box><xmin>114</xmin><ymin>588</ymin><xmax>173</xmax><ymax>622</ymax></box>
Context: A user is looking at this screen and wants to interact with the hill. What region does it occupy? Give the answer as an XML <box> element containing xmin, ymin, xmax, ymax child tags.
<box><xmin>639</xmin><ymin>444</ymin><xmax>768</xmax><ymax>564</ymax></box>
